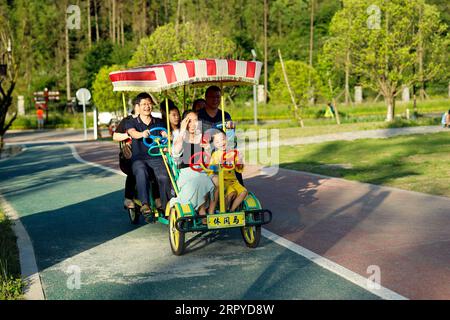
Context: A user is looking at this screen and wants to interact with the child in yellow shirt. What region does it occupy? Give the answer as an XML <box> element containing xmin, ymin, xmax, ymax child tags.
<box><xmin>209</xmin><ymin>130</ymin><xmax>247</xmax><ymax>212</ymax></box>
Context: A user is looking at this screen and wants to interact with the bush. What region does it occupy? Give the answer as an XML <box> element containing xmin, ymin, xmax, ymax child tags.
<box><xmin>0</xmin><ymin>212</ymin><xmax>23</xmax><ymax>300</ymax></box>
<box><xmin>8</xmin><ymin>113</ymin><xmax>94</xmax><ymax>130</ymax></box>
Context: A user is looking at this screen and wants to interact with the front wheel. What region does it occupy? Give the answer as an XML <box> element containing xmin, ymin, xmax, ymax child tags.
<box><xmin>241</xmin><ymin>225</ymin><xmax>261</xmax><ymax>248</ymax></box>
<box><xmin>169</xmin><ymin>207</ymin><xmax>185</xmax><ymax>255</ymax></box>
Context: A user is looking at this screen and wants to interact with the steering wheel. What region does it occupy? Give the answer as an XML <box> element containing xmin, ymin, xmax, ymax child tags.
<box><xmin>221</xmin><ymin>149</ymin><xmax>240</xmax><ymax>170</ymax></box>
<box><xmin>188</xmin><ymin>149</ymin><xmax>241</xmax><ymax>173</ymax></box>
<box><xmin>189</xmin><ymin>151</ymin><xmax>213</xmax><ymax>173</ymax></box>
<box><xmin>143</xmin><ymin>127</ymin><xmax>169</xmax><ymax>156</ymax></box>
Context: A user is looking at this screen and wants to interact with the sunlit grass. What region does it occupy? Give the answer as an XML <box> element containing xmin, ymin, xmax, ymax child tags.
<box><xmin>230</xmin><ymin>98</ymin><xmax>450</xmax><ymax>121</ymax></box>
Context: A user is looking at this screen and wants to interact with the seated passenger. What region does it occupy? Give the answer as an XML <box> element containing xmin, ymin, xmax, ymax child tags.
<box><xmin>112</xmin><ymin>99</ymin><xmax>139</xmax><ymax>209</ymax></box>
<box><xmin>209</xmin><ymin>130</ymin><xmax>247</xmax><ymax>212</ymax></box>
<box><xmin>198</xmin><ymin>86</ymin><xmax>243</xmax><ymax>186</ymax></box>
<box><xmin>170</xmin><ymin>111</ymin><xmax>217</xmax><ymax>218</ymax></box>
<box><xmin>125</xmin><ymin>93</ymin><xmax>173</xmax><ymax>215</ymax></box>
<box><xmin>192</xmin><ymin>98</ymin><xmax>207</xmax><ymax>114</ymax></box>
<box><xmin>160</xmin><ymin>99</ymin><xmax>181</xmax><ymax>142</ymax></box>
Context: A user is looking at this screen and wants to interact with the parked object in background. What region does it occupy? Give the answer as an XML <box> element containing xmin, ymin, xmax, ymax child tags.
<box><xmin>354</xmin><ymin>86</ymin><xmax>363</xmax><ymax>104</ymax></box>
<box><xmin>442</xmin><ymin>110</ymin><xmax>450</xmax><ymax>128</ymax></box>
<box><xmin>402</xmin><ymin>86</ymin><xmax>410</xmax><ymax>102</ymax></box>
<box><xmin>17</xmin><ymin>96</ymin><xmax>25</xmax><ymax>115</ymax></box>
<box><xmin>98</xmin><ymin>112</ymin><xmax>113</xmax><ymax>125</ymax></box>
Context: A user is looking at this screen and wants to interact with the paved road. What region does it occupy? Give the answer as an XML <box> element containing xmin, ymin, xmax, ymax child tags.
<box><xmin>2</xmin><ymin>127</ymin><xmax>449</xmax><ymax>299</ymax></box>
<box><xmin>0</xmin><ymin>144</ymin><xmax>380</xmax><ymax>300</ymax></box>
<box><xmin>73</xmin><ymin>141</ymin><xmax>450</xmax><ymax>300</ymax></box>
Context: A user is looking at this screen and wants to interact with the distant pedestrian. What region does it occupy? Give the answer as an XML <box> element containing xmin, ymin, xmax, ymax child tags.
<box><xmin>36</xmin><ymin>108</ymin><xmax>44</xmax><ymax>130</ymax></box>
<box><xmin>325</xmin><ymin>102</ymin><xmax>335</xmax><ymax>118</ymax></box>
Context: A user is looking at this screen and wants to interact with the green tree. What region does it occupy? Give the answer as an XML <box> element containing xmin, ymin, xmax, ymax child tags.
<box><xmin>80</xmin><ymin>40</ymin><xmax>133</xmax><ymax>90</ymax></box>
<box><xmin>92</xmin><ymin>64</ymin><xmax>125</xmax><ymax>113</ymax></box>
<box><xmin>0</xmin><ymin>14</ymin><xmax>18</xmax><ymax>155</ymax></box>
<box><xmin>128</xmin><ymin>22</ymin><xmax>236</xmax><ymax>67</ymax></box>
<box><xmin>325</xmin><ymin>0</ymin><xmax>449</xmax><ymax>121</ymax></box>
<box><xmin>270</xmin><ymin>60</ymin><xmax>323</xmax><ymax>108</ymax></box>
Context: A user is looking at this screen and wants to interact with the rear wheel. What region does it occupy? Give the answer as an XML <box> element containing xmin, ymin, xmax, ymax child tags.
<box><xmin>169</xmin><ymin>207</ymin><xmax>185</xmax><ymax>255</ymax></box>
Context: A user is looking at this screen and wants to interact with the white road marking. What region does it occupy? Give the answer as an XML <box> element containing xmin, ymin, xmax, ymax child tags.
<box><xmin>262</xmin><ymin>229</ymin><xmax>408</xmax><ymax>300</ymax></box>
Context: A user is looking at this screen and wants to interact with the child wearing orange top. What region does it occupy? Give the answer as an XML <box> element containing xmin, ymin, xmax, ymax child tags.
<box><xmin>209</xmin><ymin>130</ymin><xmax>247</xmax><ymax>212</ymax></box>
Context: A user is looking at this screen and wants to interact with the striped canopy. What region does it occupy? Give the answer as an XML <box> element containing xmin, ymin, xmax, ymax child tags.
<box><xmin>109</xmin><ymin>59</ymin><xmax>262</xmax><ymax>92</ymax></box>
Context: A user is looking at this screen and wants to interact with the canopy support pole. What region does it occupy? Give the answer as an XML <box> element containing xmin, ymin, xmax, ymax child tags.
<box><xmin>183</xmin><ymin>85</ymin><xmax>186</xmax><ymax>114</ymax></box>
<box><xmin>122</xmin><ymin>93</ymin><xmax>127</xmax><ymax>117</ymax></box>
<box><xmin>219</xmin><ymin>83</ymin><xmax>226</xmax><ymax>213</ymax></box>
<box><xmin>166</xmin><ymin>97</ymin><xmax>172</xmax><ymax>155</ymax></box>
<box><xmin>221</xmin><ymin>84</ymin><xmax>226</xmax><ymax>133</ymax></box>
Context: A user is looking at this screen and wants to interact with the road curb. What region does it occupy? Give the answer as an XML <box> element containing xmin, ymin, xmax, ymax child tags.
<box><xmin>0</xmin><ymin>194</ymin><xmax>45</xmax><ymax>300</ymax></box>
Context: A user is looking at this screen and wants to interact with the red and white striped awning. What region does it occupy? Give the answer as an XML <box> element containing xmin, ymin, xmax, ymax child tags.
<box><xmin>109</xmin><ymin>59</ymin><xmax>262</xmax><ymax>92</ymax></box>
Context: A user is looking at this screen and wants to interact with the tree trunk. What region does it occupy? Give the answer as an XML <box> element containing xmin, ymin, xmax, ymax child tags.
<box><xmin>164</xmin><ymin>0</ymin><xmax>168</xmax><ymax>23</ymax></box>
<box><xmin>87</xmin><ymin>0</ymin><xmax>92</xmax><ymax>48</ymax></box>
<box><xmin>120</xmin><ymin>13</ymin><xmax>124</xmax><ymax>47</ymax></box>
<box><xmin>65</xmin><ymin>11</ymin><xmax>71</xmax><ymax>102</ymax></box>
<box><xmin>385</xmin><ymin>94</ymin><xmax>395</xmax><ymax>122</ymax></box>
<box><xmin>109</xmin><ymin>0</ymin><xmax>113</xmax><ymax>41</ymax></box>
<box><xmin>308</xmin><ymin>0</ymin><xmax>314</xmax><ymax>81</ymax></box>
<box><xmin>176</xmin><ymin>0</ymin><xmax>181</xmax><ymax>37</ymax></box>
<box><xmin>142</xmin><ymin>0</ymin><xmax>147</xmax><ymax>37</ymax></box>
<box><xmin>112</xmin><ymin>0</ymin><xmax>116</xmax><ymax>44</ymax></box>
<box><xmin>344</xmin><ymin>49</ymin><xmax>350</xmax><ymax>105</ymax></box>
<box><xmin>278</xmin><ymin>49</ymin><xmax>304</xmax><ymax>128</ymax></box>
<box><xmin>418</xmin><ymin>4</ymin><xmax>426</xmax><ymax>100</ymax></box>
<box><xmin>328</xmin><ymin>79</ymin><xmax>341</xmax><ymax>125</ymax></box>
<box><xmin>94</xmin><ymin>0</ymin><xmax>99</xmax><ymax>42</ymax></box>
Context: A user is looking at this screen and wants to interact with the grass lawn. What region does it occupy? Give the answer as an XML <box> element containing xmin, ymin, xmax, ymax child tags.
<box><xmin>240</xmin><ymin>118</ymin><xmax>441</xmax><ymax>141</ymax></box>
<box><xmin>277</xmin><ymin>131</ymin><xmax>450</xmax><ymax>197</ymax></box>
<box><xmin>231</xmin><ymin>98</ymin><xmax>450</xmax><ymax>121</ymax></box>
<box><xmin>0</xmin><ymin>209</ymin><xmax>24</xmax><ymax>300</ymax></box>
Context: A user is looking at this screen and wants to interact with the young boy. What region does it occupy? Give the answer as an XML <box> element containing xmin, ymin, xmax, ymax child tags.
<box><xmin>209</xmin><ymin>130</ymin><xmax>247</xmax><ymax>212</ymax></box>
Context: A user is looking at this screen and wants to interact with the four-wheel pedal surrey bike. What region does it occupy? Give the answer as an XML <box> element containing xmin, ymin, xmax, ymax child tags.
<box><xmin>109</xmin><ymin>59</ymin><xmax>272</xmax><ymax>255</ymax></box>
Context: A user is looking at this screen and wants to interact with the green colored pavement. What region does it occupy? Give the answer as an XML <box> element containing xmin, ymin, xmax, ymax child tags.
<box><xmin>0</xmin><ymin>144</ymin><xmax>378</xmax><ymax>300</ymax></box>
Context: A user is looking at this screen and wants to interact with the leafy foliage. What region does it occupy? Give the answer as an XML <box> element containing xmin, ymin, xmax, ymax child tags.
<box><xmin>270</xmin><ymin>60</ymin><xmax>324</xmax><ymax>107</ymax></box>
<box><xmin>322</xmin><ymin>0</ymin><xmax>449</xmax><ymax>120</ymax></box>
<box><xmin>128</xmin><ymin>23</ymin><xmax>236</xmax><ymax>67</ymax></box>
<box><xmin>92</xmin><ymin>65</ymin><xmax>125</xmax><ymax>113</ymax></box>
